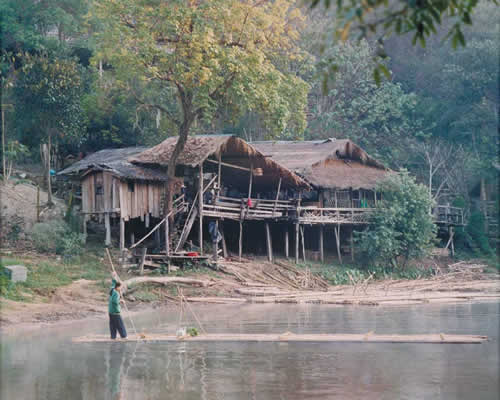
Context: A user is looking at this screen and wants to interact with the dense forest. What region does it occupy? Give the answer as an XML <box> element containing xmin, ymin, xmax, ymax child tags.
<box><xmin>1</xmin><ymin>1</ymin><xmax>498</xmax><ymax>237</ymax></box>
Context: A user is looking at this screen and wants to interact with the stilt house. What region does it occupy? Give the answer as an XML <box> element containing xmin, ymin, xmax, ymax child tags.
<box><xmin>57</xmin><ymin>147</ymin><xmax>171</xmax><ymax>248</ymax></box>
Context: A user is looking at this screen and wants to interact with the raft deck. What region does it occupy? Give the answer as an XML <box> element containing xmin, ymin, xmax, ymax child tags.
<box><xmin>73</xmin><ymin>333</ymin><xmax>488</xmax><ymax>344</ymax></box>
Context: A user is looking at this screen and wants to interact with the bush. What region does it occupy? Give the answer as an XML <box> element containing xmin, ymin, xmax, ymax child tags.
<box><xmin>357</xmin><ymin>170</ymin><xmax>436</xmax><ymax>268</ymax></box>
<box><xmin>465</xmin><ymin>212</ymin><xmax>493</xmax><ymax>255</ymax></box>
<box><xmin>30</xmin><ymin>220</ymin><xmax>85</xmax><ymax>258</ymax></box>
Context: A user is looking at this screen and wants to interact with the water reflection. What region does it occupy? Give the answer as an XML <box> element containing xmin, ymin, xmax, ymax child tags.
<box><xmin>1</xmin><ymin>302</ymin><xmax>499</xmax><ymax>400</ymax></box>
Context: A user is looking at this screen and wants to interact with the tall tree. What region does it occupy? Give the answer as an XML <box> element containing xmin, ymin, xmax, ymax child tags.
<box><xmin>15</xmin><ymin>54</ymin><xmax>86</xmax><ymax>204</ymax></box>
<box><xmin>95</xmin><ymin>0</ymin><xmax>310</xmax><ymax>216</ymax></box>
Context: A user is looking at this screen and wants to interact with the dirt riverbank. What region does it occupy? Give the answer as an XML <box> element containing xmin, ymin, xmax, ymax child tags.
<box><xmin>1</xmin><ymin>256</ymin><xmax>498</xmax><ymax>335</ymax></box>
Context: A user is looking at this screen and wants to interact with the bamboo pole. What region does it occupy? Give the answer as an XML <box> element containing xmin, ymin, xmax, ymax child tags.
<box><xmin>295</xmin><ymin>223</ymin><xmax>299</xmax><ymax>264</ymax></box>
<box><xmin>119</xmin><ymin>218</ymin><xmax>125</xmax><ymax>251</ymax></box>
<box><xmin>265</xmin><ymin>222</ymin><xmax>273</xmax><ymax>262</ymax></box>
<box><xmin>272</xmin><ymin>178</ymin><xmax>282</xmax><ymax>217</ymax></box>
<box><xmin>198</xmin><ymin>163</ymin><xmax>203</xmax><ymax>254</ymax></box>
<box><xmin>105</xmin><ymin>212</ymin><xmax>111</xmax><ymax>246</ymax></box>
<box><xmin>165</xmin><ymin>216</ymin><xmax>170</xmax><ymax>256</ymax></box>
<box><xmin>238</xmin><ymin>221</ymin><xmax>243</xmax><ymax>261</ymax></box>
<box><xmin>319</xmin><ymin>225</ymin><xmax>324</xmax><ymax>263</ymax></box>
<box><xmin>300</xmin><ymin>225</ymin><xmax>306</xmax><ymax>263</ymax></box>
<box><xmin>285</xmin><ymin>228</ymin><xmax>289</xmax><ymax>259</ymax></box>
<box><xmin>334</xmin><ymin>224</ymin><xmax>342</xmax><ymax>263</ymax></box>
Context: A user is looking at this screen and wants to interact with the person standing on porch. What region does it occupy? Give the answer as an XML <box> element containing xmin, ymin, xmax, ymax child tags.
<box><xmin>109</xmin><ymin>272</ymin><xmax>127</xmax><ymax>340</ymax></box>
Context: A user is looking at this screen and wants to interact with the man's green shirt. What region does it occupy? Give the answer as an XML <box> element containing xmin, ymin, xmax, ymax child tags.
<box><xmin>108</xmin><ymin>278</ymin><xmax>121</xmax><ymax>314</ymax></box>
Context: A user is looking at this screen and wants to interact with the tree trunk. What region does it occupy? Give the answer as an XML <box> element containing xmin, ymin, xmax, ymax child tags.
<box><xmin>47</xmin><ymin>132</ymin><xmax>53</xmax><ymax>206</ymax></box>
<box><xmin>164</xmin><ymin>110</ymin><xmax>194</xmax><ymax>225</ymax></box>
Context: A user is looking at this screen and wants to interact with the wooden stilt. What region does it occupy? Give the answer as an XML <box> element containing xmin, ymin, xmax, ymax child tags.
<box><xmin>198</xmin><ymin>163</ymin><xmax>204</xmax><ymax>254</ymax></box>
<box><xmin>139</xmin><ymin>247</ymin><xmax>147</xmax><ymax>275</ymax></box>
<box><xmin>165</xmin><ymin>217</ymin><xmax>170</xmax><ymax>256</ymax></box>
<box><xmin>145</xmin><ymin>213</ymin><xmax>150</xmax><ymax>228</ymax></box>
<box><xmin>295</xmin><ymin>223</ymin><xmax>299</xmax><ymax>264</ymax></box>
<box><xmin>300</xmin><ymin>225</ymin><xmax>306</xmax><ymax>263</ymax></box>
<box><xmin>448</xmin><ymin>226</ymin><xmax>455</xmax><ymax>257</ymax></box>
<box><xmin>334</xmin><ymin>224</ymin><xmax>342</xmax><ymax>263</ymax></box>
<box><xmin>120</xmin><ymin>218</ymin><xmax>125</xmax><ymax>250</ymax></box>
<box><xmin>130</xmin><ymin>232</ymin><xmax>135</xmax><ymax>247</ymax></box>
<box><xmin>213</xmin><ymin>220</ymin><xmax>219</xmax><ymax>261</ymax></box>
<box><xmin>265</xmin><ymin>222</ymin><xmax>273</xmax><ymax>262</ymax></box>
<box><xmin>238</xmin><ymin>221</ymin><xmax>243</xmax><ymax>261</ymax></box>
<box><xmin>350</xmin><ymin>228</ymin><xmax>354</xmax><ymax>262</ymax></box>
<box><xmin>105</xmin><ymin>212</ymin><xmax>111</xmax><ymax>246</ymax></box>
<box><xmin>285</xmin><ymin>228</ymin><xmax>289</xmax><ymax>259</ymax></box>
<box><xmin>220</xmin><ymin>224</ymin><xmax>228</xmax><ymax>258</ymax></box>
<box><xmin>319</xmin><ymin>225</ymin><xmax>324</xmax><ymax>263</ymax></box>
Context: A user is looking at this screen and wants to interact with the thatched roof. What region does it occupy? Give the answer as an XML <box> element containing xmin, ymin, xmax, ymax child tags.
<box><xmin>130</xmin><ymin>135</ymin><xmax>310</xmax><ymax>189</ymax></box>
<box><xmin>57</xmin><ymin>147</ymin><xmax>168</xmax><ymax>181</ymax></box>
<box><xmin>251</xmin><ymin>139</ymin><xmax>392</xmax><ymax>190</ymax></box>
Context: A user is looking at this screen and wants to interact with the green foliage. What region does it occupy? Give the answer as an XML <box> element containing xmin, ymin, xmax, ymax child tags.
<box><xmin>308</xmin><ymin>0</ymin><xmax>494</xmax><ymax>51</ymax></box>
<box><xmin>357</xmin><ymin>171</ymin><xmax>437</xmax><ymax>267</ymax></box>
<box><xmin>30</xmin><ymin>220</ymin><xmax>85</xmax><ymax>258</ymax></box>
<box><xmin>187</xmin><ymin>327</ymin><xmax>199</xmax><ymax>337</ymax></box>
<box><xmin>465</xmin><ymin>212</ymin><xmax>493</xmax><ymax>255</ymax></box>
<box><xmin>308</xmin><ymin>40</ymin><xmax>422</xmax><ymax>165</ymax></box>
<box><xmin>95</xmin><ymin>0</ymin><xmax>310</xmax><ymax>141</ymax></box>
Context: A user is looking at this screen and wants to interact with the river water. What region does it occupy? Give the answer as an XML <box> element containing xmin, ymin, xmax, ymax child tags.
<box><xmin>1</xmin><ymin>302</ymin><xmax>498</xmax><ymax>400</ymax></box>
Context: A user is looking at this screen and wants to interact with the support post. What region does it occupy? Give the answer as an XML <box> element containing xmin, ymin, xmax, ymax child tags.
<box><xmin>165</xmin><ymin>217</ymin><xmax>170</xmax><ymax>256</ymax></box>
<box><xmin>105</xmin><ymin>212</ymin><xmax>111</xmax><ymax>246</ymax></box>
<box><xmin>248</xmin><ymin>163</ymin><xmax>254</xmax><ymax>200</ymax></box>
<box><xmin>272</xmin><ymin>177</ymin><xmax>282</xmax><ymax>217</ymax></box>
<box><xmin>334</xmin><ymin>224</ymin><xmax>342</xmax><ymax>263</ymax></box>
<box><xmin>155</xmin><ymin>228</ymin><xmax>161</xmax><ymax>248</ymax></box>
<box><xmin>238</xmin><ymin>221</ymin><xmax>243</xmax><ymax>261</ymax></box>
<box><xmin>220</xmin><ymin>224</ymin><xmax>228</xmax><ymax>258</ymax></box>
<box><xmin>130</xmin><ymin>232</ymin><xmax>135</xmax><ymax>246</ymax></box>
<box><xmin>213</xmin><ymin>220</ymin><xmax>219</xmax><ymax>262</ymax></box>
<box><xmin>350</xmin><ymin>228</ymin><xmax>354</xmax><ymax>262</ymax></box>
<box><xmin>36</xmin><ymin>185</ymin><xmax>40</xmax><ymax>222</ymax></box>
<box><xmin>83</xmin><ymin>215</ymin><xmax>88</xmax><ymax>241</ymax></box>
<box><xmin>198</xmin><ymin>163</ymin><xmax>203</xmax><ymax>254</ymax></box>
<box><xmin>120</xmin><ymin>218</ymin><xmax>125</xmax><ymax>251</ymax></box>
<box><xmin>265</xmin><ymin>222</ymin><xmax>273</xmax><ymax>262</ymax></box>
<box><xmin>139</xmin><ymin>247</ymin><xmax>147</xmax><ymax>275</ymax></box>
<box><xmin>285</xmin><ymin>228</ymin><xmax>289</xmax><ymax>259</ymax></box>
<box><xmin>217</xmin><ymin>152</ymin><xmax>222</xmax><ymax>189</ymax></box>
<box><xmin>300</xmin><ymin>225</ymin><xmax>306</xmax><ymax>263</ymax></box>
<box><xmin>319</xmin><ymin>225</ymin><xmax>324</xmax><ymax>263</ymax></box>
<box><xmin>295</xmin><ymin>223</ymin><xmax>299</xmax><ymax>264</ymax></box>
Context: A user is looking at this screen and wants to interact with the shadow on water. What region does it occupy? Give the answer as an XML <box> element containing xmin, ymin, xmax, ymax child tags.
<box><xmin>1</xmin><ymin>302</ymin><xmax>499</xmax><ymax>400</ymax></box>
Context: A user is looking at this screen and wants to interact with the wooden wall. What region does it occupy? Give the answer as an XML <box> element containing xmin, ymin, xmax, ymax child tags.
<box><xmin>81</xmin><ymin>172</ymin><xmax>165</xmax><ymax>221</ymax></box>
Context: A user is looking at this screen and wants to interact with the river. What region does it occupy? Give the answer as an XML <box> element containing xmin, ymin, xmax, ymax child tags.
<box><xmin>1</xmin><ymin>302</ymin><xmax>498</xmax><ymax>399</ymax></box>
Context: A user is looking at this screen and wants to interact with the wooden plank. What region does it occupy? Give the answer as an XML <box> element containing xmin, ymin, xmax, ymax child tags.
<box><xmin>139</xmin><ymin>247</ymin><xmax>147</xmax><ymax>275</ymax></box>
<box><xmin>148</xmin><ymin>184</ymin><xmax>154</xmax><ymax>214</ymax></box>
<box><xmin>265</xmin><ymin>222</ymin><xmax>273</xmax><ymax>262</ymax></box>
<box><xmin>285</xmin><ymin>228</ymin><xmax>289</xmax><ymax>259</ymax></box>
<box><xmin>103</xmin><ymin>173</ymin><xmax>112</xmax><ymax>211</ymax></box>
<box><xmin>205</xmin><ymin>158</ymin><xmax>251</xmax><ymax>172</ymax></box>
<box><xmin>81</xmin><ymin>177</ymin><xmax>89</xmax><ymax>213</ymax></box>
<box><xmin>73</xmin><ymin>333</ymin><xmax>489</xmax><ymax>344</ymax></box>
<box><xmin>105</xmin><ymin>212</ymin><xmax>111</xmax><ymax>246</ymax></box>
<box><xmin>120</xmin><ymin>218</ymin><xmax>125</xmax><ymax>250</ymax></box>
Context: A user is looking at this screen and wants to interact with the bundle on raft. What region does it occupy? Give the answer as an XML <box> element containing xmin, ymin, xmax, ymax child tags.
<box><xmin>73</xmin><ymin>332</ymin><xmax>488</xmax><ymax>344</ymax></box>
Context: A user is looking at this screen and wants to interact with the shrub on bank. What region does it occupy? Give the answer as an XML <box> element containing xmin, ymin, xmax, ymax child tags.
<box><xmin>357</xmin><ymin>170</ymin><xmax>436</xmax><ymax>268</ymax></box>
<box><xmin>30</xmin><ymin>220</ymin><xmax>85</xmax><ymax>258</ymax></box>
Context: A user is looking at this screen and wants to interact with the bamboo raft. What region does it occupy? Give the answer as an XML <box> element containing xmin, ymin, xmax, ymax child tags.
<box><xmin>73</xmin><ymin>333</ymin><xmax>488</xmax><ymax>344</ymax></box>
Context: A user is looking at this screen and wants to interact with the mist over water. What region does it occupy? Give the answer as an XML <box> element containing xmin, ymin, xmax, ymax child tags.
<box><xmin>1</xmin><ymin>302</ymin><xmax>498</xmax><ymax>400</ymax></box>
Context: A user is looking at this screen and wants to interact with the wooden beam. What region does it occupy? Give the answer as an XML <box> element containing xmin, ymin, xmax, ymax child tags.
<box><xmin>198</xmin><ymin>163</ymin><xmax>203</xmax><ymax>254</ymax></box>
<box><xmin>334</xmin><ymin>224</ymin><xmax>342</xmax><ymax>263</ymax></box>
<box><xmin>220</xmin><ymin>224</ymin><xmax>228</xmax><ymax>258</ymax></box>
<box><xmin>104</xmin><ymin>212</ymin><xmax>111</xmax><ymax>246</ymax></box>
<box><xmin>272</xmin><ymin>177</ymin><xmax>282</xmax><ymax>217</ymax></box>
<box><xmin>285</xmin><ymin>228</ymin><xmax>289</xmax><ymax>259</ymax></box>
<box><xmin>265</xmin><ymin>222</ymin><xmax>273</xmax><ymax>262</ymax></box>
<box><xmin>350</xmin><ymin>228</ymin><xmax>354</xmax><ymax>262</ymax></box>
<box><xmin>319</xmin><ymin>225</ymin><xmax>324</xmax><ymax>263</ymax></box>
<box><xmin>206</xmin><ymin>158</ymin><xmax>251</xmax><ymax>172</ymax></box>
<box><xmin>295</xmin><ymin>223</ymin><xmax>299</xmax><ymax>264</ymax></box>
<box><xmin>165</xmin><ymin>217</ymin><xmax>170</xmax><ymax>256</ymax></box>
<box><xmin>300</xmin><ymin>225</ymin><xmax>306</xmax><ymax>263</ymax></box>
<box><xmin>238</xmin><ymin>221</ymin><xmax>243</xmax><ymax>261</ymax></box>
<box><xmin>120</xmin><ymin>218</ymin><xmax>125</xmax><ymax>250</ymax></box>
<box><xmin>139</xmin><ymin>247</ymin><xmax>147</xmax><ymax>275</ymax></box>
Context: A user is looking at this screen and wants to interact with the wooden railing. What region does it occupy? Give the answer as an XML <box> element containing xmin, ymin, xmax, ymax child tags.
<box><xmin>297</xmin><ymin>207</ymin><xmax>374</xmax><ymax>225</ymax></box>
<box><xmin>203</xmin><ymin>196</ymin><xmax>294</xmax><ymax>220</ymax></box>
<box><xmin>432</xmin><ymin>205</ymin><xmax>465</xmax><ymax>226</ymax></box>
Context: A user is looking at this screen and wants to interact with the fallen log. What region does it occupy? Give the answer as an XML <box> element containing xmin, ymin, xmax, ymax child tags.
<box><xmin>123</xmin><ymin>277</ymin><xmax>212</xmax><ymax>289</ymax></box>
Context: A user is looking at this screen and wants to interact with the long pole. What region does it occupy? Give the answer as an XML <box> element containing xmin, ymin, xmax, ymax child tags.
<box><xmin>2</xmin><ymin>108</ymin><xmax>5</xmax><ymax>182</ymax></box>
<box><xmin>106</xmin><ymin>248</ymin><xmax>138</xmax><ymax>336</ymax></box>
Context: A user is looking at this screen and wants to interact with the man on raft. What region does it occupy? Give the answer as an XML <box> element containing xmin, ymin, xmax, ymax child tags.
<box><xmin>109</xmin><ymin>272</ymin><xmax>127</xmax><ymax>340</ymax></box>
